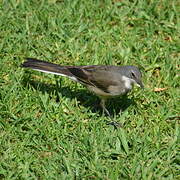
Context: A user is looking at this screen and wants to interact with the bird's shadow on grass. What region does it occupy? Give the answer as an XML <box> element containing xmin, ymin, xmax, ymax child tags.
<box><xmin>21</xmin><ymin>75</ymin><xmax>136</xmax><ymax>116</ymax></box>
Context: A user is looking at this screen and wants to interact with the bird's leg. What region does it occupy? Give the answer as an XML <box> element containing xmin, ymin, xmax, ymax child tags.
<box><xmin>100</xmin><ymin>99</ymin><xmax>110</xmax><ymax>117</ymax></box>
<box><xmin>100</xmin><ymin>99</ymin><xmax>122</xmax><ymax>128</ymax></box>
<box><xmin>119</xmin><ymin>109</ymin><xmax>122</xmax><ymax>116</ymax></box>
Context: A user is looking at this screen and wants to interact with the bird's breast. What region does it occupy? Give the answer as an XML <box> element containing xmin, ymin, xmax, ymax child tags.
<box><xmin>86</xmin><ymin>84</ymin><xmax>129</xmax><ymax>99</ymax></box>
<box><xmin>87</xmin><ymin>85</ymin><xmax>111</xmax><ymax>97</ymax></box>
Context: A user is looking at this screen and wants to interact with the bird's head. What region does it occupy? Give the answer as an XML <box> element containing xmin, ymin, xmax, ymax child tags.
<box><xmin>121</xmin><ymin>66</ymin><xmax>144</xmax><ymax>89</ymax></box>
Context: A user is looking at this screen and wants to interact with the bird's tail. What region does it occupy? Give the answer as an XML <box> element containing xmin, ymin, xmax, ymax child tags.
<box><xmin>21</xmin><ymin>58</ymin><xmax>73</xmax><ymax>78</ymax></box>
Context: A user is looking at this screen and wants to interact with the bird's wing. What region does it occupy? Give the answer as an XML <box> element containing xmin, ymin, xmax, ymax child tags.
<box><xmin>68</xmin><ymin>66</ymin><xmax>119</xmax><ymax>93</ymax></box>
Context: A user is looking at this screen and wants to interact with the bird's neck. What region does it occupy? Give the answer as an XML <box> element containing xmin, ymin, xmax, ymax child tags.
<box><xmin>122</xmin><ymin>76</ymin><xmax>135</xmax><ymax>90</ymax></box>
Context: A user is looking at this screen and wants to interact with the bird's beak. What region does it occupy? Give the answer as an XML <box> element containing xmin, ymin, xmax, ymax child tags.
<box><xmin>136</xmin><ymin>80</ymin><xmax>144</xmax><ymax>89</ymax></box>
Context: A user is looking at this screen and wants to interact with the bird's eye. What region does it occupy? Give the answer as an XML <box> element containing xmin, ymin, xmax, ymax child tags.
<box><xmin>131</xmin><ymin>72</ymin><xmax>136</xmax><ymax>78</ymax></box>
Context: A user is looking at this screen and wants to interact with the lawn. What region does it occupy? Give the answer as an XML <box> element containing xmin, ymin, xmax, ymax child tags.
<box><xmin>0</xmin><ymin>0</ymin><xmax>179</xmax><ymax>179</ymax></box>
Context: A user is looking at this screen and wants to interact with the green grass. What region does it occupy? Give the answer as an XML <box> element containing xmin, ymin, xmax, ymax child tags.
<box><xmin>0</xmin><ymin>0</ymin><xmax>179</xmax><ymax>179</ymax></box>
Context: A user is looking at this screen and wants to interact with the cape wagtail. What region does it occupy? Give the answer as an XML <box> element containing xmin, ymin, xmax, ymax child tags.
<box><xmin>21</xmin><ymin>58</ymin><xmax>144</xmax><ymax>116</ymax></box>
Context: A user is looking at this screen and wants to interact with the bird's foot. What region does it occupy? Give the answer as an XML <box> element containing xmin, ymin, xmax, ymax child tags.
<box><xmin>106</xmin><ymin>121</ymin><xmax>122</xmax><ymax>129</ymax></box>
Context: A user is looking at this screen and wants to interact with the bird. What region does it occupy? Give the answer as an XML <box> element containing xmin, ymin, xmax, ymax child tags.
<box><xmin>21</xmin><ymin>58</ymin><xmax>144</xmax><ymax>116</ymax></box>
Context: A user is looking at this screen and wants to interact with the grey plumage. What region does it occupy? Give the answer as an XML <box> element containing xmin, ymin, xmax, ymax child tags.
<box><xmin>22</xmin><ymin>58</ymin><xmax>144</xmax><ymax>116</ymax></box>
